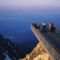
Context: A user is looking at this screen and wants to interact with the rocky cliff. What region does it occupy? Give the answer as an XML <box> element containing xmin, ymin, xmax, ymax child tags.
<box><xmin>20</xmin><ymin>42</ymin><xmax>52</xmax><ymax>60</ymax></box>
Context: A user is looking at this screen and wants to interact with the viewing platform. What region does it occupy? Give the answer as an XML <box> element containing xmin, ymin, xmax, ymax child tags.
<box><xmin>31</xmin><ymin>25</ymin><xmax>60</xmax><ymax>60</ymax></box>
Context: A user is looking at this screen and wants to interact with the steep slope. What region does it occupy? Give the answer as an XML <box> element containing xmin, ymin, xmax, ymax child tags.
<box><xmin>20</xmin><ymin>42</ymin><xmax>52</xmax><ymax>60</ymax></box>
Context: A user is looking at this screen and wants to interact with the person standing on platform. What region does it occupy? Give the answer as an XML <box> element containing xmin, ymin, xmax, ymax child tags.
<box><xmin>49</xmin><ymin>23</ymin><xmax>56</xmax><ymax>32</ymax></box>
<box><xmin>42</xmin><ymin>21</ymin><xmax>46</xmax><ymax>32</ymax></box>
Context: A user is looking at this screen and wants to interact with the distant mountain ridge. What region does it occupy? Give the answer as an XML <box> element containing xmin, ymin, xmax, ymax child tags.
<box><xmin>0</xmin><ymin>34</ymin><xmax>26</xmax><ymax>60</ymax></box>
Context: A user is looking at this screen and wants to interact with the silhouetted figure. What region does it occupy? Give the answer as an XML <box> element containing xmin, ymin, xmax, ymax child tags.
<box><xmin>42</xmin><ymin>21</ymin><xmax>46</xmax><ymax>32</ymax></box>
<box><xmin>32</xmin><ymin>23</ymin><xmax>37</xmax><ymax>28</ymax></box>
<box><xmin>49</xmin><ymin>23</ymin><xmax>56</xmax><ymax>32</ymax></box>
<box><xmin>37</xmin><ymin>24</ymin><xmax>41</xmax><ymax>32</ymax></box>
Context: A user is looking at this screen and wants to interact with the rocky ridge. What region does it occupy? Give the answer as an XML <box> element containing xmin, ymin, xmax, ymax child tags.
<box><xmin>20</xmin><ymin>42</ymin><xmax>52</xmax><ymax>60</ymax></box>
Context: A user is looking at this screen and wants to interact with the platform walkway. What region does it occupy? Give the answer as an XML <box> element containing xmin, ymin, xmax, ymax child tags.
<box><xmin>31</xmin><ymin>25</ymin><xmax>60</xmax><ymax>60</ymax></box>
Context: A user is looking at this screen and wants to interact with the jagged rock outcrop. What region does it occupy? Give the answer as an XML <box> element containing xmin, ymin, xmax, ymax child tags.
<box><xmin>21</xmin><ymin>42</ymin><xmax>52</xmax><ymax>60</ymax></box>
<box><xmin>0</xmin><ymin>34</ymin><xmax>52</xmax><ymax>60</ymax></box>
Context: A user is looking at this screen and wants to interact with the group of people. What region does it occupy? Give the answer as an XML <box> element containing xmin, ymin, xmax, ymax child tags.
<box><xmin>32</xmin><ymin>21</ymin><xmax>56</xmax><ymax>32</ymax></box>
<box><xmin>42</xmin><ymin>21</ymin><xmax>56</xmax><ymax>32</ymax></box>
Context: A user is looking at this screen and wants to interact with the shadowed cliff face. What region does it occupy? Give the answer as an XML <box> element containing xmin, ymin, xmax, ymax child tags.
<box><xmin>0</xmin><ymin>34</ymin><xmax>27</xmax><ymax>60</ymax></box>
<box><xmin>0</xmin><ymin>34</ymin><xmax>38</xmax><ymax>60</ymax></box>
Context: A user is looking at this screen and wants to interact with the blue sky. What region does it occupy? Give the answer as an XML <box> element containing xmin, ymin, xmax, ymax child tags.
<box><xmin>0</xmin><ymin>0</ymin><xmax>60</xmax><ymax>10</ymax></box>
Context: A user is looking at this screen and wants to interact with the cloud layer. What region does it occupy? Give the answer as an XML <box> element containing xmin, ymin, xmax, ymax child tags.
<box><xmin>0</xmin><ymin>0</ymin><xmax>60</xmax><ymax>10</ymax></box>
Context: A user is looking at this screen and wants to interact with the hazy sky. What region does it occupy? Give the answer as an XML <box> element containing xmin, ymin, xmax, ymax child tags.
<box><xmin>0</xmin><ymin>0</ymin><xmax>60</xmax><ymax>10</ymax></box>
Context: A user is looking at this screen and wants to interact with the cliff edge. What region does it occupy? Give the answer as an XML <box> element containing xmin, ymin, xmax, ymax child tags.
<box><xmin>20</xmin><ymin>42</ymin><xmax>52</xmax><ymax>60</ymax></box>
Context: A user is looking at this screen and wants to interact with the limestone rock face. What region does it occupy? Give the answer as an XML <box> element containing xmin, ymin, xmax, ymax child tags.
<box><xmin>21</xmin><ymin>42</ymin><xmax>52</xmax><ymax>60</ymax></box>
